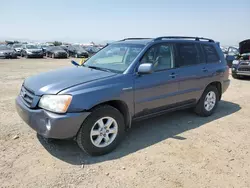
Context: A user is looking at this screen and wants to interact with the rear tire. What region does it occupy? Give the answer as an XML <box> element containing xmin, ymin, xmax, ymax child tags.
<box><xmin>195</xmin><ymin>85</ymin><xmax>219</xmax><ymax>117</ymax></box>
<box><xmin>76</xmin><ymin>105</ymin><xmax>125</xmax><ymax>156</ymax></box>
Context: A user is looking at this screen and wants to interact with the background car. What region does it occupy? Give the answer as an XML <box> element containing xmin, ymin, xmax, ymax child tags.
<box><xmin>0</xmin><ymin>45</ymin><xmax>17</xmax><ymax>59</ymax></box>
<box><xmin>45</xmin><ymin>46</ymin><xmax>68</xmax><ymax>58</ymax></box>
<box><xmin>224</xmin><ymin>46</ymin><xmax>239</xmax><ymax>67</ymax></box>
<box><xmin>84</xmin><ymin>46</ymin><xmax>100</xmax><ymax>56</ymax></box>
<box><xmin>231</xmin><ymin>39</ymin><xmax>250</xmax><ymax>79</ymax></box>
<box><xmin>40</xmin><ymin>44</ymin><xmax>54</xmax><ymax>56</ymax></box>
<box><xmin>21</xmin><ymin>44</ymin><xmax>44</xmax><ymax>58</ymax></box>
<box><xmin>67</xmin><ymin>45</ymin><xmax>89</xmax><ymax>58</ymax></box>
<box><xmin>11</xmin><ymin>43</ymin><xmax>23</xmax><ymax>56</ymax></box>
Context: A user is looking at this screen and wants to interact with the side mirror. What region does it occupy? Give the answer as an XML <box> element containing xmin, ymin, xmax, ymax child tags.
<box><xmin>137</xmin><ymin>63</ymin><xmax>153</xmax><ymax>74</ymax></box>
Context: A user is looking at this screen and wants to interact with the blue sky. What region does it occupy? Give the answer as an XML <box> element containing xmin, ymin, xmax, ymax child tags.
<box><xmin>0</xmin><ymin>0</ymin><xmax>249</xmax><ymax>45</ymax></box>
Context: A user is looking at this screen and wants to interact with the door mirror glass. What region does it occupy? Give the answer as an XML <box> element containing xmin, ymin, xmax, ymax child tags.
<box><xmin>138</xmin><ymin>63</ymin><xmax>153</xmax><ymax>74</ymax></box>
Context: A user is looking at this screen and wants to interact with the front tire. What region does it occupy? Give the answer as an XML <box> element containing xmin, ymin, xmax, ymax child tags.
<box><xmin>52</xmin><ymin>53</ymin><xmax>55</xmax><ymax>58</ymax></box>
<box><xmin>195</xmin><ymin>85</ymin><xmax>219</xmax><ymax>117</ymax></box>
<box><xmin>232</xmin><ymin>73</ymin><xmax>240</xmax><ymax>79</ymax></box>
<box><xmin>77</xmin><ymin>105</ymin><xmax>125</xmax><ymax>156</ymax></box>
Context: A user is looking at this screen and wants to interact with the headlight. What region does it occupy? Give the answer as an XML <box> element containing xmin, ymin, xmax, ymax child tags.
<box><xmin>232</xmin><ymin>60</ymin><xmax>239</xmax><ymax>65</ymax></box>
<box><xmin>38</xmin><ymin>95</ymin><xmax>72</xmax><ymax>113</ymax></box>
<box><xmin>27</xmin><ymin>51</ymin><xmax>32</xmax><ymax>54</ymax></box>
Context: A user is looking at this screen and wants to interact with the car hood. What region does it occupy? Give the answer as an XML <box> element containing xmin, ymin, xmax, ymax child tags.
<box><xmin>26</xmin><ymin>49</ymin><xmax>43</xmax><ymax>52</ymax></box>
<box><xmin>53</xmin><ymin>50</ymin><xmax>66</xmax><ymax>53</ymax></box>
<box><xmin>0</xmin><ymin>49</ymin><xmax>14</xmax><ymax>53</ymax></box>
<box><xmin>239</xmin><ymin>39</ymin><xmax>250</xmax><ymax>54</ymax></box>
<box><xmin>24</xmin><ymin>66</ymin><xmax>117</xmax><ymax>95</ymax></box>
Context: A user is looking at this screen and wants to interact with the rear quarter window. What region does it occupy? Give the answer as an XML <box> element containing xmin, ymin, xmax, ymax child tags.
<box><xmin>202</xmin><ymin>44</ymin><xmax>220</xmax><ymax>63</ymax></box>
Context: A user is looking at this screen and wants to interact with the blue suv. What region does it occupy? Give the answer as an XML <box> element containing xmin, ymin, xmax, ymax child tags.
<box><xmin>16</xmin><ymin>36</ymin><xmax>230</xmax><ymax>156</ymax></box>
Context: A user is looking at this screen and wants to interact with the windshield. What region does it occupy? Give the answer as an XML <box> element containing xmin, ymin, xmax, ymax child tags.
<box><xmin>84</xmin><ymin>43</ymin><xmax>144</xmax><ymax>73</ymax></box>
<box><xmin>13</xmin><ymin>44</ymin><xmax>22</xmax><ymax>48</ymax></box>
<box><xmin>73</xmin><ymin>45</ymin><xmax>85</xmax><ymax>51</ymax></box>
<box><xmin>26</xmin><ymin>45</ymin><xmax>39</xmax><ymax>49</ymax></box>
<box><xmin>91</xmin><ymin>47</ymin><xmax>99</xmax><ymax>52</ymax></box>
<box><xmin>228</xmin><ymin>47</ymin><xmax>239</xmax><ymax>56</ymax></box>
<box><xmin>0</xmin><ymin>45</ymin><xmax>10</xmax><ymax>50</ymax></box>
<box><xmin>52</xmin><ymin>46</ymin><xmax>63</xmax><ymax>50</ymax></box>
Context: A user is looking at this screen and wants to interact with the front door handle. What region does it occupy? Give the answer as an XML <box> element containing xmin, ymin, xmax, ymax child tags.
<box><xmin>169</xmin><ymin>73</ymin><xmax>178</xmax><ymax>78</ymax></box>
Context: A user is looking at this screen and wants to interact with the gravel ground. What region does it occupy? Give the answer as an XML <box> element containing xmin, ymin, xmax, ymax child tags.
<box><xmin>0</xmin><ymin>58</ymin><xmax>250</xmax><ymax>188</ymax></box>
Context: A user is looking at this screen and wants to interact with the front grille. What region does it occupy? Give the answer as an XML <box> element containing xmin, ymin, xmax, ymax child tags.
<box><xmin>58</xmin><ymin>52</ymin><xmax>66</xmax><ymax>55</ymax></box>
<box><xmin>238</xmin><ymin>67</ymin><xmax>250</xmax><ymax>72</ymax></box>
<box><xmin>240</xmin><ymin>62</ymin><xmax>249</xmax><ymax>66</ymax></box>
<box><xmin>20</xmin><ymin>86</ymin><xmax>35</xmax><ymax>107</ymax></box>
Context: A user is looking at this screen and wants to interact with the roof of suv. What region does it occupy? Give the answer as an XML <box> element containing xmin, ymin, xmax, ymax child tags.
<box><xmin>113</xmin><ymin>36</ymin><xmax>215</xmax><ymax>45</ymax></box>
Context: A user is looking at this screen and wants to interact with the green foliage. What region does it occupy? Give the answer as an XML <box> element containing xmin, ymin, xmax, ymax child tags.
<box><xmin>53</xmin><ymin>41</ymin><xmax>62</xmax><ymax>46</ymax></box>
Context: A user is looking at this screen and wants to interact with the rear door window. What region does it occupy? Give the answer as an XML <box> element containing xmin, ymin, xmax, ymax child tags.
<box><xmin>176</xmin><ymin>43</ymin><xmax>201</xmax><ymax>67</ymax></box>
<box><xmin>202</xmin><ymin>44</ymin><xmax>220</xmax><ymax>63</ymax></box>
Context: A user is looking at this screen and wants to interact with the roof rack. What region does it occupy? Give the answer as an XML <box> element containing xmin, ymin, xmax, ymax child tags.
<box><xmin>154</xmin><ymin>36</ymin><xmax>214</xmax><ymax>42</ymax></box>
<box><xmin>120</xmin><ymin>38</ymin><xmax>152</xmax><ymax>41</ymax></box>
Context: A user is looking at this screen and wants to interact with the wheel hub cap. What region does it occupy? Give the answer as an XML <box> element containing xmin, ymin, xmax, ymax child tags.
<box><xmin>90</xmin><ymin>117</ymin><xmax>118</xmax><ymax>148</ymax></box>
<box><xmin>204</xmin><ymin>91</ymin><xmax>216</xmax><ymax>111</ymax></box>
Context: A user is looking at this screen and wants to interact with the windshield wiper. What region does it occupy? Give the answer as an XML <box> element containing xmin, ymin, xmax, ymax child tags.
<box><xmin>85</xmin><ymin>65</ymin><xmax>113</xmax><ymax>72</ymax></box>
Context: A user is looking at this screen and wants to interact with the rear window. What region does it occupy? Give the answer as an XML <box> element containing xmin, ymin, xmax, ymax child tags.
<box><xmin>176</xmin><ymin>43</ymin><xmax>200</xmax><ymax>66</ymax></box>
<box><xmin>202</xmin><ymin>44</ymin><xmax>220</xmax><ymax>63</ymax></box>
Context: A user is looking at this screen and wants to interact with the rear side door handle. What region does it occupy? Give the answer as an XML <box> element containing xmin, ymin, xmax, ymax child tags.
<box><xmin>169</xmin><ymin>72</ymin><xmax>178</xmax><ymax>78</ymax></box>
<box><xmin>202</xmin><ymin>68</ymin><xmax>208</xmax><ymax>72</ymax></box>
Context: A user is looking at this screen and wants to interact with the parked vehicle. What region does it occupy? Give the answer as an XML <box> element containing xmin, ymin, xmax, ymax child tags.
<box><xmin>60</xmin><ymin>45</ymin><xmax>69</xmax><ymax>52</ymax></box>
<box><xmin>40</xmin><ymin>44</ymin><xmax>54</xmax><ymax>56</ymax></box>
<box><xmin>0</xmin><ymin>45</ymin><xmax>17</xmax><ymax>59</ymax></box>
<box><xmin>231</xmin><ymin>39</ymin><xmax>250</xmax><ymax>79</ymax></box>
<box><xmin>67</xmin><ymin>45</ymin><xmax>89</xmax><ymax>58</ymax></box>
<box><xmin>85</xmin><ymin>46</ymin><xmax>100</xmax><ymax>56</ymax></box>
<box><xmin>45</xmin><ymin>46</ymin><xmax>68</xmax><ymax>58</ymax></box>
<box><xmin>16</xmin><ymin>36</ymin><xmax>230</xmax><ymax>156</ymax></box>
<box><xmin>21</xmin><ymin>44</ymin><xmax>43</xmax><ymax>58</ymax></box>
<box><xmin>224</xmin><ymin>46</ymin><xmax>239</xmax><ymax>67</ymax></box>
<box><xmin>12</xmin><ymin>43</ymin><xmax>23</xmax><ymax>56</ymax></box>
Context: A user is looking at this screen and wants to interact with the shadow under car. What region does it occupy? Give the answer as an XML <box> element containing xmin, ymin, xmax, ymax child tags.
<box><xmin>37</xmin><ymin>100</ymin><xmax>241</xmax><ymax>165</ymax></box>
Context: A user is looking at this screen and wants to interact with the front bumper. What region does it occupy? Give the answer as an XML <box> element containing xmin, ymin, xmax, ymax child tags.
<box><xmin>15</xmin><ymin>95</ymin><xmax>90</xmax><ymax>139</ymax></box>
<box><xmin>77</xmin><ymin>53</ymin><xmax>89</xmax><ymax>57</ymax></box>
<box><xmin>27</xmin><ymin>53</ymin><xmax>44</xmax><ymax>58</ymax></box>
<box><xmin>55</xmin><ymin>53</ymin><xmax>68</xmax><ymax>58</ymax></box>
<box><xmin>15</xmin><ymin>51</ymin><xmax>21</xmax><ymax>56</ymax></box>
<box><xmin>0</xmin><ymin>53</ymin><xmax>17</xmax><ymax>58</ymax></box>
<box><xmin>232</xmin><ymin>65</ymin><xmax>250</xmax><ymax>76</ymax></box>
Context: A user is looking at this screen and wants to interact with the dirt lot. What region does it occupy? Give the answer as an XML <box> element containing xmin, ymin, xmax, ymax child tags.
<box><xmin>0</xmin><ymin>58</ymin><xmax>250</xmax><ymax>188</ymax></box>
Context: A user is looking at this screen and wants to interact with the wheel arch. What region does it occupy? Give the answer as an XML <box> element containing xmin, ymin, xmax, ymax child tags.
<box><xmin>90</xmin><ymin>100</ymin><xmax>131</xmax><ymax>129</ymax></box>
<box><xmin>205</xmin><ymin>81</ymin><xmax>222</xmax><ymax>100</ymax></box>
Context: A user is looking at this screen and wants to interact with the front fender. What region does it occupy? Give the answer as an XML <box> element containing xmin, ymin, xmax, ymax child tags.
<box><xmin>59</xmin><ymin>74</ymin><xmax>134</xmax><ymax>115</ymax></box>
